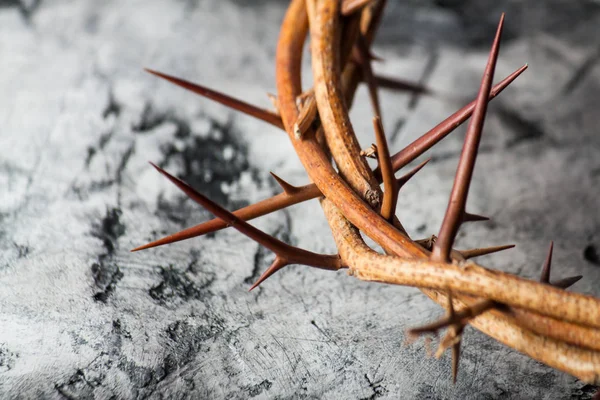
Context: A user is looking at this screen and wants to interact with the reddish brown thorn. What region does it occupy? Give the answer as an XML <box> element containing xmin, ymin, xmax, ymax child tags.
<box><xmin>374</xmin><ymin>74</ymin><xmax>433</xmax><ymax>96</ymax></box>
<box><xmin>131</xmin><ymin>181</ymin><xmax>321</xmax><ymax>251</ymax></box>
<box><xmin>552</xmin><ymin>275</ymin><xmax>583</xmax><ymax>289</ymax></box>
<box><xmin>431</xmin><ymin>14</ymin><xmax>505</xmax><ymax>262</ymax></box>
<box><xmin>249</xmin><ymin>256</ymin><xmax>288</xmax><ymax>291</ymax></box>
<box><xmin>270</xmin><ymin>172</ymin><xmax>302</xmax><ymax>195</ymax></box>
<box><xmin>460</xmin><ymin>244</ymin><xmax>515</xmax><ymax>260</ymax></box>
<box><xmin>385</xmin><ymin>64</ymin><xmax>527</xmax><ymax>176</ymax></box>
<box><xmin>396</xmin><ymin>158</ymin><xmax>430</xmax><ymax>189</ymax></box>
<box><xmin>462</xmin><ymin>212</ymin><xmax>490</xmax><ymax>224</ymax></box>
<box><xmin>373</xmin><ymin>117</ymin><xmax>397</xmax><ymax>221</ymax></box>
<box><xmin>146</xmin><ymin>162</ymin><xmax>342</xmax><ymax>289</ymax></box>
<box><xmin>341</xmin><ymin>0</ymin><xmax>373</xmax><ymax>16</ymax></box>
<box><xmin>355</xmin><ymin>34</ymin><xmax>382</xmax><ymax>118</ymax></box>
<box><xmin>451</xmin><ymin>333</ymin><xmax>461</xmax><ymax>384</ymax></box>
<box><xmin>144</xmin><ymin>68</ymin><xmax>284</xmax><ymax>129</ymax></box>
<box><xmin>540</xmin><ymin>241</ymin><xmax>554</xmax><ymax>283</ymax></box>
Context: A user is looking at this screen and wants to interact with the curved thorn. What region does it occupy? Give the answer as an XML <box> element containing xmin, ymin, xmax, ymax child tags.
<box><xmin>432</xmin><ymin>14</ymin><xmax>505</xmax><ymax>262</ymax></box>
<box><xmin>460</xmin><ymin>244</ymin><xmax>515</xmax><ymax>260</ymax></box>
<box><xmin>270</xmin><ymin>172</ymin><xmax>301</xmax><ymax>195</ymax></box>
<box><xmin>144</xmin><ymin>68</ymin><xmax>284</xmax><ymax>129</ymax></box>
<box><xmin>249</xmin><ymin>256</ymin><xmax>289</xmax><ymax>291</ymax></box>
<box><xmin>540</xmin><ymin>241</ymin><xmax>554</xmax><ymax>284</ymax></box>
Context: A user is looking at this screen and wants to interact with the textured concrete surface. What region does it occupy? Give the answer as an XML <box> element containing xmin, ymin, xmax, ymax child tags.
<box><xmin>1</xmin><ymin>0</ymin><xmax>599</xmax><ymax>398</ymax></box>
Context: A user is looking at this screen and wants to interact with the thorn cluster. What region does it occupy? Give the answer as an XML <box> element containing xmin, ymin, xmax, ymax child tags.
<box><xmin>134</xmin><ymin>0</ymin><xmax>600</xmax><ymax>388</ymax></box>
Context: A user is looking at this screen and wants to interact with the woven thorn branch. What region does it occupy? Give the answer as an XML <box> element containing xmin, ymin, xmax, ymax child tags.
<box><xmin>133</xmin><ymin>0</ymin><xmax>600</xmax><ymax>386</ymax></box>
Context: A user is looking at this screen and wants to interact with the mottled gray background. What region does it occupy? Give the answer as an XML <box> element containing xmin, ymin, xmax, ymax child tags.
<box><xmin>1</xmin><ymin>0</ymin><xmax>599</xmax><ymax>399</ymax></box>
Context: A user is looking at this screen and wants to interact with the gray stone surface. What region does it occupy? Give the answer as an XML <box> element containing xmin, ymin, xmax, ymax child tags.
<box><xmin>0</xmin><ymin>0</ymin><xmax>599</xmax><ymax>398</ymax></box>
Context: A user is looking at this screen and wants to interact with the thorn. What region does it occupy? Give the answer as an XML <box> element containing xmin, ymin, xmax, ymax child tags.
<box><xmin>355</xmin><ymin>34</ymin><xmax>382</xmax><ymax>118</ymax></box>
<box><xmin>147</xmin><ymin>163</ymin><xmax>341</xmax><ymax>287</ymax></box>
<box><xmin>552</xmin><ymin>275</ymin><xmax>583</xmax><ymax>289</ymax></box>
<box><xmin>386</xmin><ymin>64</ymin><xmax>528</xmax><ymax>175</ymax></box>
<box><xmin>373</xmin><ymin>117</ymin><xmax>397</xmax><ymax>221</ymax></box>
<box><xmin>451</xmin><ymin>336</ymin><xmax>461</xmax><ymax>384</ymax></box>
<box><xmin>462</xmin><ymin>212</ymin><xmax>490</xmax><ymax>224</ymax></box>
<box><xmin>374</xmin><ymin>74</ymin><xmax>433</xmax><ymax>96</ymax></box>
<box><xmin>249</xmin><ymin>256</ymin><xmax>288</xmax><ymax>291</ymax></box>
<box><xmin>459</xmin><ymin>244</ymin><xmax>515</xmax><ymax>259</ymax></box>
<box><xmin>270</xmin><ymin>172</ymin><xmax>301</xmax><ymax>195</ymax></box>
<box><xmin>396</xmin><ymin>158</ymin><xmax>430</xmax><ymax>189</ymax></box>
<box><xmin>144</xmin><ymin>68</ymin><xmax>284</xmax><ymax>129</ymax></box>
<box><xmin>540</xmin><ymin>241</ymin><xmax>554</xmax><ymax>284</ymax></box>
<box><xmin>293</xmin><ymin>91</ymin><xmax>317</xmax><ymax>139</ymax></box>
<box><xmin>431</xmin><ymin>14</ymin><xmax>505</xmax><ymax>263</ymax></box>
<box><xmin>341</xmin><ymin>0</ymin><xmax>374</xmax><ymax>16</ymax></box>
<box><xmin>131</xmin><ymin>182</ymin><xmax>322</xmax><ymax>252</ymax></box>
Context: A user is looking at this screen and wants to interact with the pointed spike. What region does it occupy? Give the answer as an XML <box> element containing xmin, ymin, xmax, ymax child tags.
<box><xmin>270</xmin><ymin>172</ymin><xmax>301</xmax><ymax>195</ymax></box>
<box><xmin>431</xmin><ymin>14</ymin><xmax>505</xmax><ymax>262</ymax></box>
<box><xmin>540</xmin><ymin>241</ymin><xmax>554</xmax><ymax>283</ymax></box>
<box><xmin>451</xmin><ymin>340</ymin><xmax>461</xmax><ymax>384</ymax></box>
<box><xmin>147</xmin><ymin>162</ymin><xmax>342</xmax><ymax>273</ymax></box>
<box><xmin>341</xmin><ymin>0</ymin><xmax>373</xmax><ymax>16</ymax></box>
<box><xmin>462</xmin><ymin>212</ymin><xmax>490</xmax><ymax>224</ymax></box>
<box><xmin>249</xmin><ymin>256</ymin><xmax>289</xmax><ymax>291</ymax></box>
<box><xmin>552</xmin><ymin>275</ymin><xmax>583</xmax><ymax>289</ymax></box>
<box><xmin>374</xmin><ymin>74</ymin><xmax>433</xmax><ymax>96</ymax></box>
<box><xmin>386</xmin><ymin>64</ymin><xmax>528</xmax><ymax>177</ymax></box>
<box><xmin>460</xmin><ymin>244</ymin><xmax>515</xmax><ymax>260</ymax></box>
<box><xmin>396</xmin><ymin>158</ymin><xmax>431</xmax><ymax>189</ymax></box>
<box><xmin>149</xmin><ymin>162</ymin><xmax>285</xmax><ymax>253</ymax></box>
<box><xmin>144</xmin><ymin>68</ymin><xmax>284</xmax><ymax>129</ymax></box>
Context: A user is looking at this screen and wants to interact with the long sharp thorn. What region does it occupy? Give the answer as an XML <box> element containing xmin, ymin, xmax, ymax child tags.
<box><xmin>540</xmin><ymin>241</ymin><xmax>554</xmax><ymax>283</ymax></box>
<box><xmin>270</xmin><ymin>172</ymin><xmax>301</xmax><ymax>195</ymax></box>
<box><xmin>552</xmin><ymin>275</ymin><xmax>583</xmax><ymax>289</ymax></box>
<box><xmin>396</xmin><ymin>158</ymin><xmax>430</xmax><ymax>189</ymax></box>
<box><xmin>355</xmin><ymin>34</ymin><xmax>382</xmax><ymax>118</ymax></box>
<box><xmin>147</xmin><ymin>163</ymin><xmax>342</xmax><ymax>284</ymax></box>
<box><xmin>385</xmin><ymin>64</ymin><xmax>527</xmax><ymax>176</ymax></box>
<box><xmin>460</xmin><ymin>244</ymin><xmax>515</xmax><ymax>259</ymax></box>
<box><xmin>431</xmin><ymin>14</ymin><xmax>505</xmax><ymax>262</ymax></box>
<box><xmin>341</xmin><ymin>0</ymin><xmax>373</xmax><ymax>16</ymax></box>
<box><xmin>144</xmin><ymin>68</ymin><xmax>284</xmax><ymax>129</ymax></box>
<box><xmin>373</xmin><ymin>117</ymin><xmax>397</xmax><ymax>221</ymax></box>
<box><xmin>131</xmin><ymin>181</ymin><xmax>322</xmax><ymax>251</ymax></box>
